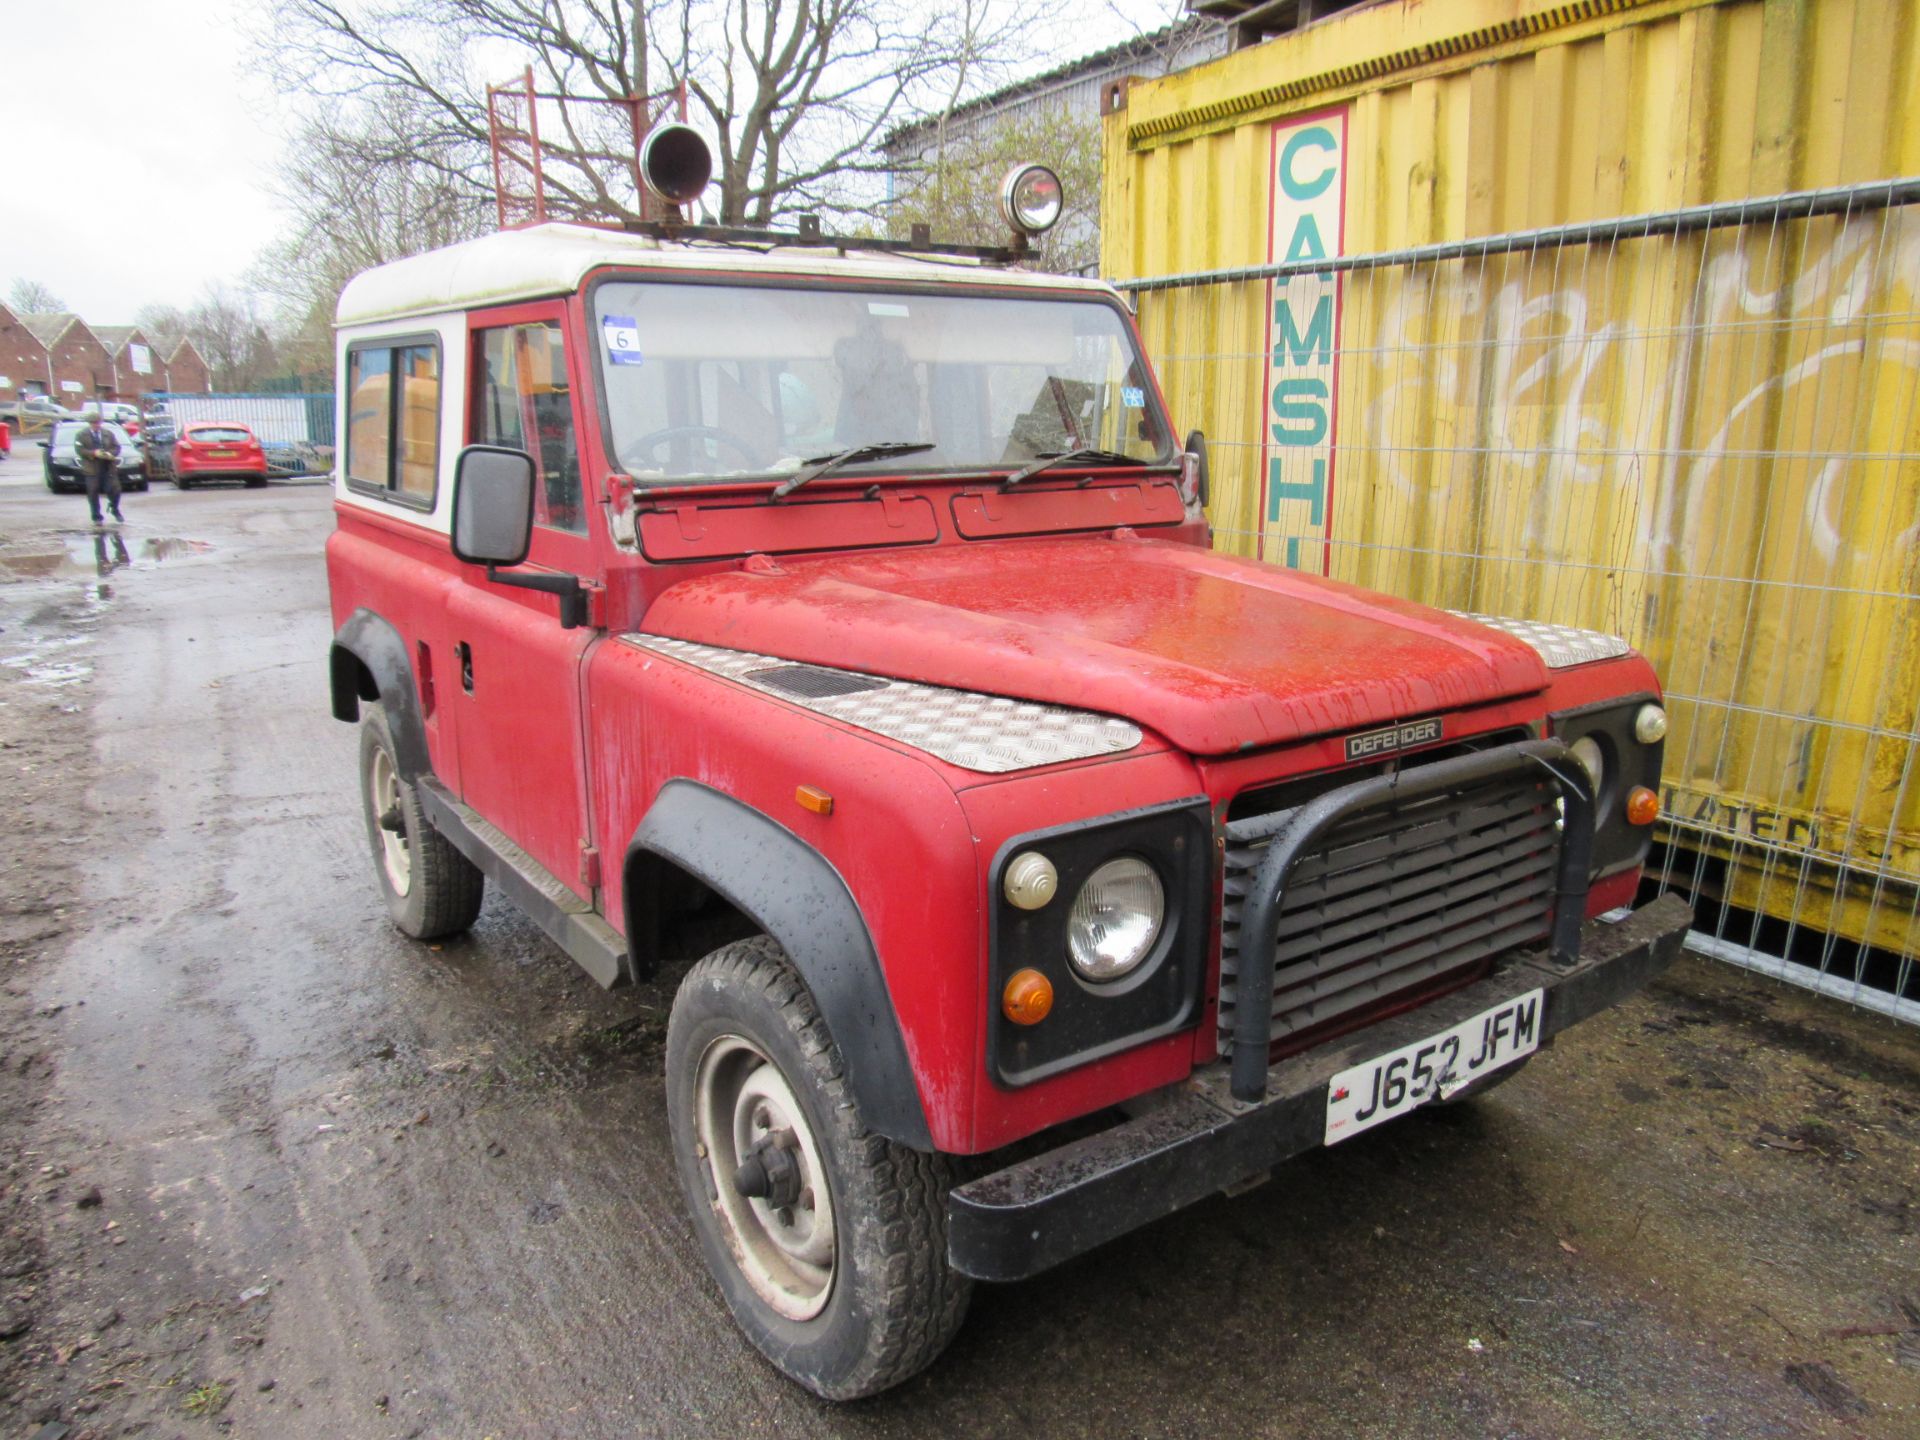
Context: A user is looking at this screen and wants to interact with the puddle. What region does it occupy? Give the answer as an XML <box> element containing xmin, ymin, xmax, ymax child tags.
<box><xmin>140</xmin><ymin>537</ymin><xmax>215</xmax><ymax>564</ymax></box>
<box><xmin>0</xmin><ymin>531</ymin><xmax>215</xmax><ymax>583</ymax></box>
<box><xmin>0</xmin><ymin>527</ymin><xmax>203</xmax><ymax>687</ymax></box>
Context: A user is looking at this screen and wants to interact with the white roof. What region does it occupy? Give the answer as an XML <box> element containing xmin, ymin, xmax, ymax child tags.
<box><xmin>336</xmin><ymin>222</ymin><xmax>1117</xmax><ymax>327</ymax></box>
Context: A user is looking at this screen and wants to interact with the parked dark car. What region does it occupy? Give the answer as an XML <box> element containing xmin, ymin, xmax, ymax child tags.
<box><xmin>42</xmin><ymin>420</ymin><xmax>147</xmax><ymax>493</ymax></box>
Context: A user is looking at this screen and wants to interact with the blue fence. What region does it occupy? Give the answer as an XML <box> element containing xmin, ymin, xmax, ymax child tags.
<box><xmin>149</xmin><ymin>392</ymin><xmax>335</xmax><ymax>476</ymax></box>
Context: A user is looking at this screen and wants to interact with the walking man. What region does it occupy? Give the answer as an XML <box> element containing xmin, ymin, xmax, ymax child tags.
<box><xmin>75</xmin><ymin>412</ymin><xmax>123</xmax><ymax>525</ymax></box>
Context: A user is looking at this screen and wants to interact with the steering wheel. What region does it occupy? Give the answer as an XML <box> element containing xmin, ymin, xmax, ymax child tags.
<box><xmin>624</xmin><ymin>424</ymin><xmax>765</xmax><ymax>474</ymax></box>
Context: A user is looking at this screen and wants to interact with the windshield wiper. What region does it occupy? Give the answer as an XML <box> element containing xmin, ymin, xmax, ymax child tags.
<box><xmin>770</xmin><ymin>441</ymin><xmax>935</xmax><ymax>500</ymax></box>
<box><xmin>999</xmin><ymin>447</ymin><xmax>1146</xmax><ymax>491</ymax></box>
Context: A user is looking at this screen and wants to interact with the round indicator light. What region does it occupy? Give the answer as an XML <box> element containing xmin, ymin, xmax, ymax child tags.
<box><xmin>1626</xmin><ymin>786</ymin><xmax>1661</xmax><ymax>826</ymax></box>
<box><xmin>1634</xmin><ymin>703</ymin><xmax>1669</xmax><ymax>745</ymax></box>
<box><xmin>1003</xmin><ymin>851</ymin><xmax>1058</xmax><ymax>910</ymax></box>
<box><xmin>1002</xmin><ymin>968</ymin><xmax>1054</xmax><ymax>1026</ymax></box>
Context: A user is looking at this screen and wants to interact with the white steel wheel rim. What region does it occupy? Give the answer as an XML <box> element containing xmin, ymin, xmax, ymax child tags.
<box><xmin>693</xmin><ymin>1034</ymin><xmax>836</xmax><ymax>1321</ymax></box>
<box><xmin>367</xmin><ymin>746</ymin><xmax>412</xmax><ymax>896</ymax></box>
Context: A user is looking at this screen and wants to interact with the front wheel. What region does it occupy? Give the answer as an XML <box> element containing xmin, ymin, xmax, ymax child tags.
<box><xmin>667</xmin><ymin>936</ymin><xmax>971</xmax><ymax>1399</ymax></box>
<box><xmin>357</xmin><ymin>702</ymin><xmax>483</xmax><ymax>939</ymax></box>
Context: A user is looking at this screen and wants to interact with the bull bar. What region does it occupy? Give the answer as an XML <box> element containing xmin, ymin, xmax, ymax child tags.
<box><xmin>946</xmin><ymin>887</ymin><xmax>1692</xmax><ymax>1284</ymax></box>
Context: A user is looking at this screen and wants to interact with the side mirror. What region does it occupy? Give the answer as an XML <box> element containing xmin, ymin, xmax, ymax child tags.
<box><xmin>1182</xmin><ymin>429</ymin><xmax>1209</xmax><ymax>508</ymax></box>
<box><xmin>450</xmin><ymin>445</ymin><xmax>535</xmax><ymax>566</ymax></box>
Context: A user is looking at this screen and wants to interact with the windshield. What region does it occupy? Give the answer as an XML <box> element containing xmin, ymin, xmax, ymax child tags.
<box><xmin>592</xmin><ymin>279</ymin><xmax>1172</xmax><ymax>484</ymax></box>
<box><xmin>190</xmin><ymin>427</ymin><xmax>252</xmax><ymax>443</ymax></box>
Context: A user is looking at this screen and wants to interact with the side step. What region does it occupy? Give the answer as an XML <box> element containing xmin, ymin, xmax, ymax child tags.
<box><xmin>416</xmin><ymin>777</ymin><xmax>630</xmax><ymax>988</ymax></box>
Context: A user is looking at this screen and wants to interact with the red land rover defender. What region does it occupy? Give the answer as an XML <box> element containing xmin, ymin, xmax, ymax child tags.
<box><xmin>325</xmin><ymin>148</ymin><xmax>1691</xmax><ymax>1399</ymax></box>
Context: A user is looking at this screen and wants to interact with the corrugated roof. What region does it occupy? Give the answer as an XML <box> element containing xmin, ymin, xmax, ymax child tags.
<box><xmin>880</xmin><ymin>16</ymin><xmax>1225</xmax><ymax>151</ymax></box>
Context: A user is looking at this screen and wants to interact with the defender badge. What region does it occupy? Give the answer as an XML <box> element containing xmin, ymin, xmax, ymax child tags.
<box><xmin>1344</xmin><ymin>717</ymin><xmax>1443</xmax><ymax>762</ymax></box>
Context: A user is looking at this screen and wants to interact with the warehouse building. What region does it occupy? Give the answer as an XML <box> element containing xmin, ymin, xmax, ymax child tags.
<box><xmin>0</xmin><ymin>303</ymin><xmax>50</xmax><ymax>399</ymax></box>
<box><xmin>21</xmin><ymin>313</ymin><xmax>114</xmax><ymax>407</ymax></box>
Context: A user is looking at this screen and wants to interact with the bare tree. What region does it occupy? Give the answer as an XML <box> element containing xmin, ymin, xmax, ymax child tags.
<box><xmin>885</xmin><ymin>108</ymin><xmax>1102</xmax><ymax>273</ymax></box>
<box><xmin>7</xmin><ymin>279</ymin><xmax>66</xmax><ymax>314</ymax></box>
<box><xmin>266</xmin><ymin>0</ymin><xmax>1042</xmax><ymax>226</ymax></box>
<box><xmin>138</xmin><ymin>291</ymin><xmax>280</xmax><ymax>391</ymax></box>
<box><xmin>252</xmin><ymin>99</ymin><xmax>493</xmax><ymax>379</ymax></box>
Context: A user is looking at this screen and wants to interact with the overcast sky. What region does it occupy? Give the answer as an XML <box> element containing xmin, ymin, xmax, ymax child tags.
<box><xmin>4</xmin><ymin>0</ymin><xmax>1178</xmax><ymax>324</ymax></box>
<box><xmin>4</xmin><ymin>0</ymin><xmax>284</xmax><ymax>319</ymax></box>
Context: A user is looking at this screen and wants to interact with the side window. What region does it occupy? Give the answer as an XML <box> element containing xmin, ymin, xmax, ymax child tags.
<box><xmin>474</xmin><ymin>322</ymin><xmax>582</xmax><ymax>533</ymax></box>
<box><xmin>345</xmin><ymin>340</ymin><xmax>441</xmax><ymax>507</ymax></box>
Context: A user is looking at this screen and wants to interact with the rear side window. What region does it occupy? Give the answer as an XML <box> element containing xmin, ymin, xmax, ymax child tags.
<box><xmin>346</xmin><ymin>340</ymin><xmax>441</xmax><ymax>507</ymax></box>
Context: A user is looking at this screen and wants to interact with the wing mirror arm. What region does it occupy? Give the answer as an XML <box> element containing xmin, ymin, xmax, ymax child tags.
<box><xmin>482</xmin><ymin>566</ymin><xmax>588</xmax><ymax>629</ymax></box>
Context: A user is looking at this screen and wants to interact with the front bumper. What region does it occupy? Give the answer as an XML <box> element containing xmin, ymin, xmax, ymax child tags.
<box><xmin>947</xmin><ymin>893</ymin><xmax>1692</xmax><ymax>1283</ymax></box>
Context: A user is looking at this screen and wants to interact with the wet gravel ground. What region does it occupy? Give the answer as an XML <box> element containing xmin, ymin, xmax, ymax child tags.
<box><xmin>0</xmin><ymin>455</ymin><xmax>1917</xmax><ymax>1437</ymax></box>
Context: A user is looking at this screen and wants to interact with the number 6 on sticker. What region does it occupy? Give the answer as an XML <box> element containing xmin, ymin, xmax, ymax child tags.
<box><xmin>602</xmin><ymin>315</ymin><xmax>645</xmax><ymax>365</ymax></box>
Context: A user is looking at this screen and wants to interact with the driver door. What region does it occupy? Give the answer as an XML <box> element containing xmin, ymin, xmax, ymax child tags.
<box><xmin>446</xmin><ymin>301</ymin><xmax>599</xmax><ymax>896</ymax></box>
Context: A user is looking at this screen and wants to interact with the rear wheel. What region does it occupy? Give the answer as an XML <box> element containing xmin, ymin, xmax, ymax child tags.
<box><xmin>667</xmin><ymin>936</ymin><xmax>970</xmax><ymax>1399</ymax></box>
<box><xmin>357</xmin><ymin>702</ymin><xmax>483</xmax><ymax>939</ymax></box>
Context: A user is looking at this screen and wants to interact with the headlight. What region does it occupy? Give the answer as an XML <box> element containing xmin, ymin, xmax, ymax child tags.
<box><xmin>1067</xmin><ymin>856</ymin><xmax>1163</xmax><ymax>982</ymax></box>
<box><xmin>1570</xmin><ymin>736</ymin><xmax>1606</xmax><ymax>801</ymax></box>
<box><xmin>1000</xmin><ymin>163</ymin><xmax>1063</xmax><ymax>235</ymax></box>
<box><xmin>1634</xmin><ymin>703</ymin><xmax>1669</xmax><ymax>744</ymax></box>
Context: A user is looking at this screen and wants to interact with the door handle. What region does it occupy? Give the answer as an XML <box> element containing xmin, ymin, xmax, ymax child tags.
<box><xmin>457</xmin><ymin>641</ymin><xmax>474</xmax><ymax>694</ymax></box>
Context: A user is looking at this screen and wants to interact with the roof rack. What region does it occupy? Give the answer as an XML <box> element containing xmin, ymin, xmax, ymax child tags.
<box><xmin>485</xmin><ymin>69</ymin><xmax>688</xmax><ymax>229</ymax></box>
<box><xmin>617</xmin><ymin>215</ymin><xmax>1025</xmax><ymax>264</ymax></box>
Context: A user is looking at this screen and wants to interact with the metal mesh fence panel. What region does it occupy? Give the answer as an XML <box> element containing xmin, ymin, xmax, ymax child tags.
<box><xmin>1122</xmin><ymin>181</ymin><xmax>1920</xmax><ymax>1022</ymax></box>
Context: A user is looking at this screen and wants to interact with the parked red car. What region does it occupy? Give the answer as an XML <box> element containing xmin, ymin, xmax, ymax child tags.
<box><xmin>174</xmin><ymin>423</ymin><xmax>268</xmax><ymax>489</ymax></box>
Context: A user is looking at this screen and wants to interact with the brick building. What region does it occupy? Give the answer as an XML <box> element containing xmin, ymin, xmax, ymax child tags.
<box><xmin>158</xmin><ymin>336</ymin><xmax>212</xmax><ymax>395</ymax></box>
<box><xmin>22</xmin><ymin>313</ymin><xmax>114</xmax><ymax>407</ymax></box>
<box><xmin>0</xmin><ymin>303</ymin><xmax>52</xmax><ymax>399</ymax></box>
<box><xmin>93</xmin><ymin>325</ymin><xmax>168</xmax><ymax>401</ymax></box>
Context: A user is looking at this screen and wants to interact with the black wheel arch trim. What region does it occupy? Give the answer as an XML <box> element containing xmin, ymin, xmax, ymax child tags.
<box><xmin>628</xmin><ymin>779</ymin><xmax>934</xmax><ymax>1151</ymax></box>
<box><xmin>329</xmin><ymin>608</ymin><xmax>430</xmax><ymax>781</ymax></box>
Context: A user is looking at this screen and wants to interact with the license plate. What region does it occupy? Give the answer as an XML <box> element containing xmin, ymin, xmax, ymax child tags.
<box><xmin>1324</xmin><ymin>989</ymin><xmax>1543</xmax><ymax>1145</ymax></box>
<box><xmin>210</xmin><ymin>449</ymin><xmax>235</xmax><ymax>458</ymax></box>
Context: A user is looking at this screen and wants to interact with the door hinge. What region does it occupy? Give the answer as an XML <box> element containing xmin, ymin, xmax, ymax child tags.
<box><xmin>578</xmin><ymin>843</ymin><xmax>601</xmax><ymax>890</ymax></box>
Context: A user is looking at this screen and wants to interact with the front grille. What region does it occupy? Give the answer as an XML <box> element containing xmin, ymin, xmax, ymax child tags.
<box><xmin>1219</xmin><ymin>769</ymin><xmax>1562</xmax><ymax>1056</ymax></box>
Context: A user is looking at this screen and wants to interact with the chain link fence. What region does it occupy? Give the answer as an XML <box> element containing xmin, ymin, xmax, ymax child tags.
<box><xmin>1120</xmin><ymin>179</ymin><xmax>1920</xmax><ymax>1023</ymax></box>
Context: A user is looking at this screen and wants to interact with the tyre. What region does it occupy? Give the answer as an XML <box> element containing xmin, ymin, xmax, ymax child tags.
<box><xmin>175</xmin><ymin>475</ymin><xmax>192</xmax><ymax>490</ymax></box>
<box><xmin>357</xmin><ymin>702</ymin><xmax>483</xmax><ymax>939</ymax></box>
<box><xmin>667</xmin><ymin>936</ymin><xmax>971</xmax><ymax>1400</ymax></box>
<box><xmin>245</xmin><ymin>475</ymin><xmax>267</xmax><ymax>488</ymax></box>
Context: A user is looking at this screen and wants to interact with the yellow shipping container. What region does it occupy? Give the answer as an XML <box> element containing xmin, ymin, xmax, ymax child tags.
<box><xmin>1104</xmin><ymin>0</ymin><xmax>1920</xmax><ymax>964</ymax></box>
